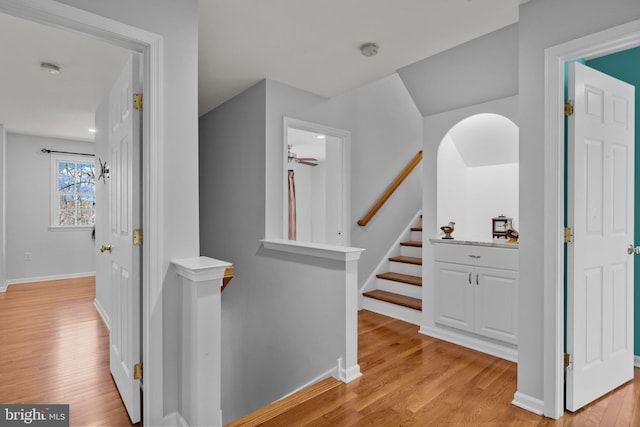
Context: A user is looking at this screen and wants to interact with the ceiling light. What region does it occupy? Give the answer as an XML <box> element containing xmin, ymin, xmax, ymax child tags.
<box><xmin>88</xmin><ymin>128</ymin><xmax>96</xmax><ymax>133</ymax></box>
<box><xmin>40</xmin><ymin>62</ymin><xmax>61</xmax><ymax>75</ymax></box>
<box><xmin>316</xmin><ymin>135</ymin><xmax>326</xmax><ymax>139</ymax></box>
<box><xmin>360</xmin><ymin>43</ymin><xmax>379</xmax><ymax>57</ymax></box>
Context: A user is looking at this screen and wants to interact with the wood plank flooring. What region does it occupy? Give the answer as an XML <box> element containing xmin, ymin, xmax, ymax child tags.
<box><xmin>229</xmin><ymin>310</ymin><xmax>640</xmax><ymax>426</ymax></box>
<box><xmin>0</xmin><ymin>277</ymin><xmax>137</xmax><ymax>427</ymax></box>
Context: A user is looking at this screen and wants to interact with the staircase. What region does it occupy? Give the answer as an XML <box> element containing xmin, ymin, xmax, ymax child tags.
<box><xmin>361</xmin><ymin>216</ymin><xmax>422</xmax><ymax>325</ymax></box>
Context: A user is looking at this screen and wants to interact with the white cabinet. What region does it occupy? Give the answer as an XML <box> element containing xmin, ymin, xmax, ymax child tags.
<box><xmin>434</xmin><ymin>243</ymin><xmax>518</xmax><ymax>345</ymax></box>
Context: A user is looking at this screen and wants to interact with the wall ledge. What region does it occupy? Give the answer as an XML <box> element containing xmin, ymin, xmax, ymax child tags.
<box><xmin>261</xmin><ymin>239</ymin><xmax>365</xmax><ymax>261</ymax></box>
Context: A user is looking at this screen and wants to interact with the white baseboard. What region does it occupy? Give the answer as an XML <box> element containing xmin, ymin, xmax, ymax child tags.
<box><xmin>163</xmin><ymin>412</ymin><xmax>189</xmax><ymax>427</ymax></box>
<box><xmin>512</xmin><ymin>391</ymin><xmax>545</xmax><ymax>416</ymax></box>
<box><xmin>635</xmin><ymin>355</ymin><xmax>640</xmax><ymax>368</ymax></box>
<box><xmin>337</xmin><ymin>357</ymin><xmax>362</xmax><ymax>383</ymax></box>
<box><xmin>280</xmin><ymin>365</ymin><xmax>339</xmax><ymax>401</ymax></box>
<box><xmin>4</xmin><ymin>272</ymin><xmax>96</xmax><ymax>289</ymax></box>
<box><xmin>0</xmin><ymin>281</ymin><xmax>7</xmax><ymax>293</ymax></box>
<box><xmin>93</xmin><ymin>298</ymin><xmax>110</xmax><ymax>331</ymax></box>
<box><xmin>419</xmin><ymin>324</ymin><xmax>517</xmax><ymax>362</ymax></box>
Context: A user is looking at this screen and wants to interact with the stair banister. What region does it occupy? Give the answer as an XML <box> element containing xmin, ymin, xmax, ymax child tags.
<box><xmin>357</xmin><ymin>150</ymin><xmax>423</xmax><ymax>227</ymax></box>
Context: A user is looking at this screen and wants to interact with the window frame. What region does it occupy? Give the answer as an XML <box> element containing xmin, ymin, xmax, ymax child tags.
<box><xmin>49</xmin><ymin>153</ymin><xmax>96</xmax><ymax>230</ymax></box>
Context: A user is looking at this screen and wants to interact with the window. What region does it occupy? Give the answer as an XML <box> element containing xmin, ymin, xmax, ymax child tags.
<box><xmin>51</xmin><ymin>154</ymin><xmax>96</xmax><ymax>228</ymax></box>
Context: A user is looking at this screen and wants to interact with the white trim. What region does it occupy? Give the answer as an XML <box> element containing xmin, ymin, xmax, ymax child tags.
<box><xmin>337</xmin><ymin>356</ymin><xmax>362</xmax><ymax>383</ymax></box>
<box><xmin>261</xmin><ymin>239</ymin><xmax>365</xmax><ymax>261</ymax></box>
<box><xmin>48</xmin><ymin>226</ymin><xmax>94</xmax><ymax>232</ymax></box>
<box><xmin>0</xmin><ymin>282</ymin><xmax>7</xmax><ymax>293</ymax></box>
<box><xmin>512</xmin><ymin>392</ymin><xmax>545</xmax><ymax>416</ymax></box>
<box><xmin>635</xmin><ymin>356</ymin><xmax>640</xmax><ymax>368</ymax></box>
<box><xmin>163</xmin><ymin>412</ymin><xmax>189</xmax><ymax>427</ymax></box>
<box><xmin>0</xmin><ymin>1</ymin><xmax>165</xmax><ymax>424</ymax></box>
<box><xmin>94</xmin><ymin>298</ymin><xmax>110</xmax><ymax>331</ymax></box>
<box><xmin>543</xmin><ymin>18</ymin><xmax>640</xmax><ymax>420</ymax></box>
<box><xmin>282</xmin><ymin>117</ymin><xmax>352</xmax><ymax>246</ymax></box>
<box><xmin>279</xmin><ymin>366</ymin><xmax>338</xmax><ymax>400</ymax></box>
<box><xmin>4</xmin><ymin>272</ymin><xmax>96</xmax><ymax>288</ymax></box>
<box><xmin>420</xmin><ymin>324</ymin><xmax>518</xmax><ymax>362</ymax></box>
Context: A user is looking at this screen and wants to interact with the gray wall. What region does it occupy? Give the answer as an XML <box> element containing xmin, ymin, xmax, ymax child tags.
<box><xmin>5</xmin><ymin>133</ymin><xmax>96</xmax><ymax>282</ymax></box>
<box><xmin>398</xmin><ymin>23</ymin><xmax>518</xmax><ymax>117</ymax></box>
<box><xmin>200</xmin><ymin>81</ymin><xmax>347</xmax><ymax>423</ymax></box>
<box><xmin>53</xmin><ymin>0</ymin><xmax>200</xmax><ymax>421</ymax></box>
<box><xmin>0</xmin><ymin>125</ymin><xmax>5</xmax><ymax>289</ymax></box>
<box><xmin>296</xmin><ymin>74</ymin><xmax>423</xmax><ymax>285</ymax></box>
<box><xmin>517</xmin><ymin>0</ymin><xmax>640</xmax><ymax>409</ymax></box>
<box><xmin>199</xmin><ymin>74</ymin><xmax>422</xmax><ymax>423</ymax></box>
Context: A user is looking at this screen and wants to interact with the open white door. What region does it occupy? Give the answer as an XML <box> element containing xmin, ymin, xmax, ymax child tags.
<box><xmin>96</xmin><ymin>53</ymin><xmax>142</xmax><ymax>423</ymax></box>
<box><xmin>566</xmin><ymin>62</ymin><xmax>635</xmax><ymax>411</ymax></box>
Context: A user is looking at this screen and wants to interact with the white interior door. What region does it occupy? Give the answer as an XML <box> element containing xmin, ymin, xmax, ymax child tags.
<box><xmin>97</xmin><ymin>53</ymin><xmax>142</xmax><ymax>423</ymax></box>
<box><xmin>566</xmin><ymin>62</ymin><xmax>635</xmax><ymax>411</ymax></box>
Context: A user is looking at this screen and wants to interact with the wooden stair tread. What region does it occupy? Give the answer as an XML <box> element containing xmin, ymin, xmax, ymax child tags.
<box><xmin>389</xmin><ymin>255</ymin><xmax>422</xmax><ymax>265</ymax></box>
<box><xmin>400</xmin><ymin>240</ymin><xmax>422</xmax><ymax>247</ymax></box>
<box><xmin>411</xmin><ymin>226</ymin><xmax>423</xmax><ymax>232</ymax></box>
<box><xmin>376</xmin><ymin>272</ymin><xmax>422</xmax><ymax>286</ymax></box>
<box><xmin>226</xmin><ymin>377</ymin><xmax>342</xmax><ymax>426</ymax></box>
<box><xmin>363</xmin><ymin>290</ymin><xmax>422</xmax><ymax>311</ymax></box>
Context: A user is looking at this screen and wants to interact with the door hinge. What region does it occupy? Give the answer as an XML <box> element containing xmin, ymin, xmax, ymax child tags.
<box><xmin>565</xmin><ymin>100</ymin><xmax>574</xmax><ymax>116</ymax></box>
<box><xmin>133</xmin><ymin>93</ymin><xmax>143</xmax><ymax>111</ymax></box>
<box><xmin>564</xmin><ymin>353</ymin><xmax>572</xmax><ymax>369</ymax></box>
<box><xmin>133</xmin><ymin>229</ymin><xmax>143</xmax><ymax>246</ymax></box>
<box><xmin>134</xmin><ymin>363</ymin><xmax>143</xmax><ymax>380</ymax></box>
<box><xmin>564</xmin><ymin>227</ymin><xmax>573</xmax><ymax>243</ymax></box>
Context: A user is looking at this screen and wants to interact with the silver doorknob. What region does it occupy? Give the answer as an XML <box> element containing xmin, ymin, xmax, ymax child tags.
<box><xmin>100</xmin><ymin>244</ymin><xmax>112</xmax><ymax>253</ymax></box>
<box><xmin>628</xmin><ymin>245</ymin><xmax>640</xmax><ymax>255</ymax></box>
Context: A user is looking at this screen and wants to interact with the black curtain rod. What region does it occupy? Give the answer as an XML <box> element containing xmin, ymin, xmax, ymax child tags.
<box><xmin>41</xmin><ymin>148</ymin><xmax>94</xmax><ymax>157</ymax></box>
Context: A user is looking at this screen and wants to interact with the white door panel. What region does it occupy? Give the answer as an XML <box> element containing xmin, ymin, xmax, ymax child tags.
<box><xmin>96</xmin><ymin>53</ymin><xmax>142</xmax><ymax>424</ymax></box>
<box><xmin>566</xmin><ymin>62</ymin><xmax>635</xmax><ymax>412</ymax></box>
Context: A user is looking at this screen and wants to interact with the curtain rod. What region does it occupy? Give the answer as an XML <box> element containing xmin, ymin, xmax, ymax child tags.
<box><xmin>41</xmin><ymin>148</ymin><xmax>94</xmax><ymax>157</ymax></box>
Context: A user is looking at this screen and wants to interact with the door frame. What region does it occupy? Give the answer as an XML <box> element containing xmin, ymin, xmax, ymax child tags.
<box><xmin>0</xmin><ymin>0</ymin><xmax>164</xmax><ymax>423</ymax></box>
<box><xmin>282</xmin><ymin>117</ymin><xmax>352</xmax><ymax>246</ymax></box>
<box><xmin>543</xmin><ymin>18</ymin><xmax>640</xmax><ymax>419</ymax></box>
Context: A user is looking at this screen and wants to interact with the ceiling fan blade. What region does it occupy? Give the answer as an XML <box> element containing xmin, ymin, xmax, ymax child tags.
<box><xmin>297</xmin><ymin>160</ymin><xmax>318</xmax><ymax>166</ymax></box>
<box><xmin>296</xmin><ymin>157</ymin><xmax>318</xmax><ymax>161</ymax></box>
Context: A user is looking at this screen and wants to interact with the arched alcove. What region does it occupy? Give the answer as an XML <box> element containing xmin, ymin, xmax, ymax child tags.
<box><xmin>437</xmin><ymin>113</ymin><xmax>519</xmax><ymax>242</ymax></box>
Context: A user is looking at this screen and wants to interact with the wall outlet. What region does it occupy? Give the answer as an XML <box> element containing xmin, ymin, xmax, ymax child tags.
<box><xmin>24</xmin><ymin>252</ymin><xmax>31</xmax><ymax>261</ymax></box>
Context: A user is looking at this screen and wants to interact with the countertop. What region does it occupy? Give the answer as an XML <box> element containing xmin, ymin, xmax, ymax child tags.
<box><xmin>429</xmin><ymin>238</ymin><xmax>518</xmax><ymax>249</ymax></box>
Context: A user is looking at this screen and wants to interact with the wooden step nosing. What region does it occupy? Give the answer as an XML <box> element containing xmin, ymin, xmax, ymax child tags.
<box><xmin>388</xmin><ymin>256</ymin><xmax>422</xmax><ymax>265</ymax></box>
<box><xmin>376</xmin><ymin>272</ymin><xmax>422</xmax><ymax>286</ymax></box>
<box><xmin>363</xmin><ymin>290</ymin><xmax>422</xmax><ymax>311</ymax></box>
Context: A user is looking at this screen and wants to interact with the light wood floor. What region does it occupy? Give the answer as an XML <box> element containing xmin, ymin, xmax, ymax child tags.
<box><xmin>230</xmin><ymin>310</ymin><xmax>640</xmax><ymax>426</ymax></box>
<box><xmin>0</xmin><ymin>277</ymin><xmax>137</xmax><ymax>427</ymax></box>
<box><xmin>4</xmin><ymin>280</ymin><xmax>639</xmax><ymax>426</ymax></box>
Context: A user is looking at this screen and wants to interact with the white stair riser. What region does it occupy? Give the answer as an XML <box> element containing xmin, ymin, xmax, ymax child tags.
<box><xmin>362</xmin><ymin>297</ymin><xmax>421</xmax><ymax>326</ymax></box>
<box><xmin>400</xmin><ymin>245</ymin><xmax>422</xmax><ymax>258</ymax></box>
<box><xmin>377</xmin><ymin>279</ymin><xmax>422</xmax><ymax>299</ymax></box>
<box><xmin>411</xmin><ymin>231</ymin><xmax>422</xmax><ymax>241</ymax></box>
<box><xmin>389</xmin><ymin>261</ymin><xmax>421</xmax><ymax>277</ymax></box>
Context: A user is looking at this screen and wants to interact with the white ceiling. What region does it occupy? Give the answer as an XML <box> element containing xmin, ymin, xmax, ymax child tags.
<box><xmin>0</xmin><ymin>0</ymin><xmax>526</xmax><ymax>142</ymax></box>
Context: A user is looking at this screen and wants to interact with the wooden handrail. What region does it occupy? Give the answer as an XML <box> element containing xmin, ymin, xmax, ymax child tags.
<box><xmin>357</xmin><ymin>150</ymin><xmax>423</xmax><ymax>227</ymax></box>
<box><xmin>221</xmin><ymin>266</ymin><xmax>234</xmax><ymax>292</ymax></box>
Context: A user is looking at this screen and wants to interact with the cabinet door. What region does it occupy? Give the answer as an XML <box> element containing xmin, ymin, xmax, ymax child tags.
<box><xmin>474</xmin><ymin>267</ymin><xmax>518</xmax><ymax>344</ymax></box>
<box><xmin>434</xmin><ymin>262</ymin><xmax>474</xmax><ymax>332</ymax></box>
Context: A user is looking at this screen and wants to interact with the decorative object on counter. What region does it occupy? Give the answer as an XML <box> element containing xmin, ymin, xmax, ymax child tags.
<box><xmin>492</xmin><ymin>215</ymin><xmax>513</xmax><ymax>239</ymax></box>
<box><xmin>440</xmin><ymin>221</ymin><xmax>456</xmax><ymax>239</ymax></box>
<box><xmin>506</xmin><ymin>224</ymin><xmax>519</xmax><ymax>244</ymax></box>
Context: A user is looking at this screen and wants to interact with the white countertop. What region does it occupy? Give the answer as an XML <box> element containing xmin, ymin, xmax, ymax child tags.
<box><xmin>429</xmin><ymin>238</ymin><xmax>518</xmax><ymax>249</ymax></box>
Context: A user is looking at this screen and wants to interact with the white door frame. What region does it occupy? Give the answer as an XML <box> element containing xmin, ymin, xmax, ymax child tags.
<box><xmin>0</xmin><ymin>0</ymin><xmax>164</xmax><ymax>424</ymax></box>
<box><xmin>282</xmin><ymin>117</ymin><xmax>352</xmax><ymax>246</ymax></box>
<box><xmin>543</xmin><ymin>18</ymin><xmax>640</xmax><ymax>419</ymax></box>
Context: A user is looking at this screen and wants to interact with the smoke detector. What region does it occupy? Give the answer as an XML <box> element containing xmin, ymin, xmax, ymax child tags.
<box><xmin>360</xmin><ymin>43</ymin><xmax>379</xmax><ymax>57</ymax></box>
<box><xmin>40</xmin><ymin>62</ymin><xmax>61</xmax><ymax>75</ymax></box>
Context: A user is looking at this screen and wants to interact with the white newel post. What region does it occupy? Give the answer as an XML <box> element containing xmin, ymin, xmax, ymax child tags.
<box><xmin>172</xmin><ymin>257</ymin><xmax>232</xmax><ymax>427</ymax></box>
<box><xmin>340</xmin><ymin>252</ymin><xmax>363</xmax><ymax>382</ymax></box>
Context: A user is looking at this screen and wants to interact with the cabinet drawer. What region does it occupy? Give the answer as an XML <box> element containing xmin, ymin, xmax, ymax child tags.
<box><xmin>434</xmin><ymin>243</ymin><xmax>518</xmax><ymax>271</ymax></box>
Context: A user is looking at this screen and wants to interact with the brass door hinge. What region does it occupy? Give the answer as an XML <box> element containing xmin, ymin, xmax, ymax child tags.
<box><xmin>564</xmin><ymin>227</ymin><xmax>573</xmax><ymax>243</ymax></box>
<box><xmin>133</xmin><ymin>93</ymin><xmax>143</xmax><ymax>111</ymax></box>
<box><xmin>564</xmin><ymin>353</ymin><xmax>572</xmax><ymax>369</ymax></box>
<box><xmin>565</xmin><ymin>100</ymin><xmax>574</xmax><ymax>116</ymax></box>
<box><xmin>134</xmin><ymin>363</ymin><xmax>143</xmax><ymax>380</ymax></box>
<box><xmin>133</xmin><ymin>229</ymin><xmax>143</xmax><ymax>246</ymax></box>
